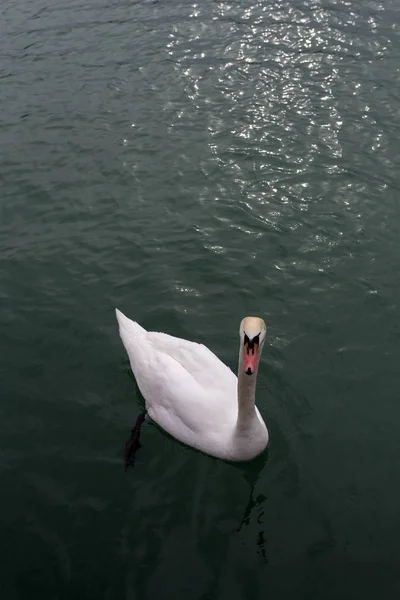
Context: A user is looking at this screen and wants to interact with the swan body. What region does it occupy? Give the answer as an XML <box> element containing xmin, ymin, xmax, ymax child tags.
<box><xmin>115</xmin><ymin>309</ymin><xmax>269</xmax><ymax>461</ymax></box>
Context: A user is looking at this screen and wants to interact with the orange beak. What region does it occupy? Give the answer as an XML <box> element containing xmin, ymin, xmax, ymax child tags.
<box><xmin>243</xmin><ymin>341</ymin><xmax>258</xmax><ymax>375</ymax></box>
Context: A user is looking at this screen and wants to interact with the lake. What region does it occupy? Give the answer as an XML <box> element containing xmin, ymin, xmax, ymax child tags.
<box><xmin>1</xmin><ymin>0</ymin><xmax>400</xmax><ymax>598</ymax></box>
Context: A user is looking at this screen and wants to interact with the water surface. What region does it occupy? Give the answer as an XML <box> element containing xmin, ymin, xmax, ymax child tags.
<box><xmin>2</xmin><ymin>0</ymin><xmax>400</xmax><ymax>598</ymax></box>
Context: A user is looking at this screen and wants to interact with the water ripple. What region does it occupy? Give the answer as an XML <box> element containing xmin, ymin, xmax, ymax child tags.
<box><xmin>166</xmin><ymin>0</ymin><xmax>398</xmax><ymax>250</ymax></box>
<box><xmin>2</xmin><ymin>0</ymin><xmax>400</xmax><ymax>594</ymax></box>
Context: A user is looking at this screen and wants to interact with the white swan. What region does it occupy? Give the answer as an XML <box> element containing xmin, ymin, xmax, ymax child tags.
<box><xmin>116</xmin><ymin>309</ymin><xmax>269</xmax><ymax>461</ymax></box>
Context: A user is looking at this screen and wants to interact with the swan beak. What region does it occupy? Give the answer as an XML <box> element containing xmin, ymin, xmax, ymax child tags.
<box><xmin>243</xmin><ymin>340</ymin><xmax>258</xmax><ymax>375</ymax></box>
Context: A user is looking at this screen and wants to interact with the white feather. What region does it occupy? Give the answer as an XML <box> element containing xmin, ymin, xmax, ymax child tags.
<box><xmin>116</xmin><ymin>308</ymin><xmax>268</xmax><ymax>461</ymax></box>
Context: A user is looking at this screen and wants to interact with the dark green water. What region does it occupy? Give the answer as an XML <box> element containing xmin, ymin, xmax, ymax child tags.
<box><xmin>2</xmin><ymin>0</ymin><xmax>400</xmax><ymax>597</ymax></box>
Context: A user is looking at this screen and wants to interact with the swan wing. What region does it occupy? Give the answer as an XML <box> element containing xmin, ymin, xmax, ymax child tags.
<box><xmin>115</xmin><ymin>308</ymin><xmax>237</xmax><ymax>392</ymax></box>
<box><xmin>143</xmin><ymin>349</ymin><xmax>237</xmax><ymax>449</ymax></box>
<box><xmin>146</xmin><ymin>329</ymin><xmax>237</xmax><ymax>391</ymax></box>
<box><xmin>116</xmin><ymin>309</ymin><xmax>238</xmax><ymax>447</ymax></box>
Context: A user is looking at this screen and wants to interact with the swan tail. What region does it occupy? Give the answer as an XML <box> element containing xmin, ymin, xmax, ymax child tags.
<box><xmin>115</xmin><ymin>308</ymin><xmax>146</xmax><ymax>344</ymax></box>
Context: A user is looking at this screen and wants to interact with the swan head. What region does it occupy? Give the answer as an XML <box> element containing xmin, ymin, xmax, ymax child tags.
<box><xmin>239</xmin><ymin>316</ymin><xmax>267</xmax><ymax>376</ymax></box>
